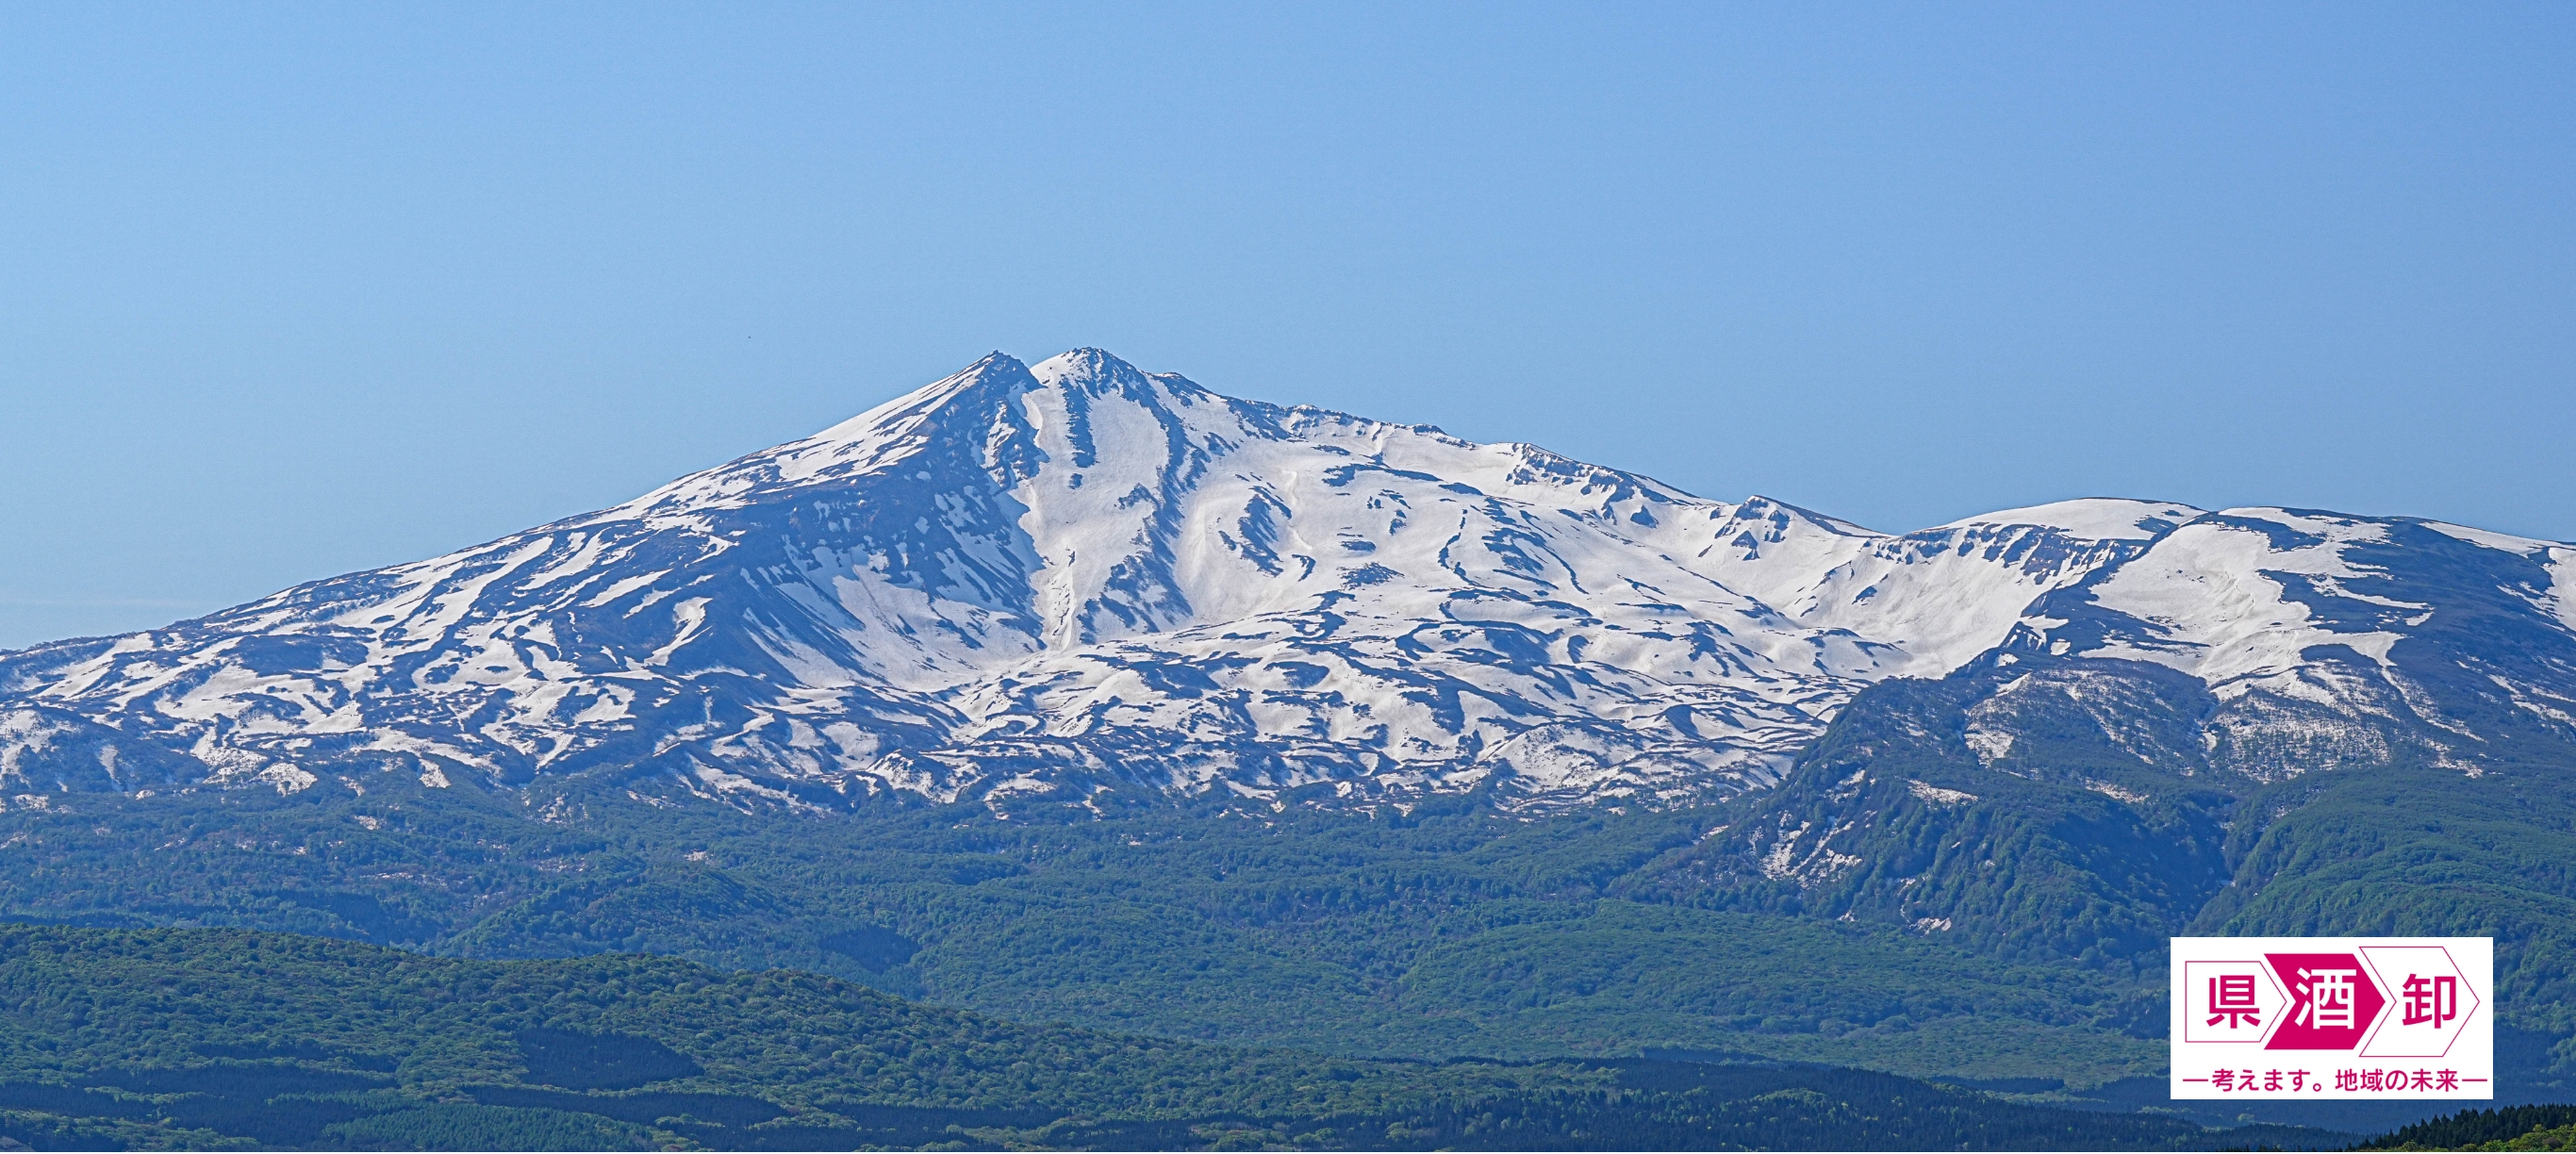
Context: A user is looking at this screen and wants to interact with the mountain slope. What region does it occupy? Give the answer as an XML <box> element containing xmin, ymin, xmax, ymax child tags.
<box><xmin>5</xmin><ymin>349</ymin><xmax>2576</xmax><ymax>1140</ymax></box>
<box><xmin>2023</xmin><ymin>508</ymin><xmax>2576</xmax><ymax>776</ymax></box>
<box><xmin>1641</xmin><ymin>508</ymin><xmax>2576</xmax><ymax>1022</ymax></box>
<box><xmin>0</xmin><ymin>351</ymin><xmax>2204</xmax><ymax>812</ymax></box>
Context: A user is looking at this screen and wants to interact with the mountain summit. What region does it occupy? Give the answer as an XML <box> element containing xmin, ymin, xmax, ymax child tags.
<box><xmin>4</xmin><ymin>351</ymin><xmax>2571</xmax><ymax>813</ymax></box>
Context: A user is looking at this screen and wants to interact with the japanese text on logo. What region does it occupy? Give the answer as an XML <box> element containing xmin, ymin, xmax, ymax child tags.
<box><xmin>2170</xmin><ymin>937</ymin><xmax>2491</xmax><ymax>1099</ymax></box>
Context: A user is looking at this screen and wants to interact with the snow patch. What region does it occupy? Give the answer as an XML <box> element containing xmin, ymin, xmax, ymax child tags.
<box><xmin>1907</xmin><ymin>780</ymin><xmax>1978</xmax><ymax>806</ymax></box>
<box><xmin>1934</xmin><ymin>498</ymin><xmax>2204</xmax><ymax>541</ymax></box>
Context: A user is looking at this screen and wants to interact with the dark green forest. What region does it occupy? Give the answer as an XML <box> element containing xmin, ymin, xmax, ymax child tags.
<box><xmin>0</xmin><ymin>777</ymin><xmax>2174</xmax><ymax>1086</ymax></box>
<box><xmin>5</xmin><ymin>749</ymin><xmax>2572</xmax><ymax>1093</ymax></box>
<box><xmin>0</xmin><ymin>923</ymin><xmax>2344</xmax><ymax>1151</ymax></box>
<box><xmin>2358</xmin><ymin>1105</ymin><xmax>2576</xmax><ymax>1150</ymax></box>
<box><xmin>5</xmin><ymin>650</ymin><xmax>2575</xmax><ymax>1147</ymax></box>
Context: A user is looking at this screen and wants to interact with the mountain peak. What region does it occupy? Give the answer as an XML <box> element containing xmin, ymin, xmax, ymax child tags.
<box><xmin>1028</xmin><ymin>347</ymin><xmax>1215</xmax><ymax>409</ymax></box>
<box><xmin>1030</xmin><ymin>346</ymin><xmax>1133</xmax><ymax>381</ymax></box>
<box><xmin>605</xmin><ymin>351</ymin><xmax>1047</xmax><ymax>519</ymax></box>
<box><xmin>5</xmin><ymin>351</ymin><xmax>2568</xmax><ymax>818</ymax></box>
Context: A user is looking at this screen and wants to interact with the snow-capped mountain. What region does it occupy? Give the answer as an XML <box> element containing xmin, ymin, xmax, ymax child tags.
<box><xmin>3</xmin><ymin>350</ymin><xmax>2569</xmax><ymax>813</ymax></box>
<box><xmin>2006</xmin><ymin>508</ymin><xmax>2576</xmax><ymax>777</ymax></box>
<box><xmin>1646</xmin><ymin>504</ymin><xmax>2576</xmax><ymax>955</ymax></box>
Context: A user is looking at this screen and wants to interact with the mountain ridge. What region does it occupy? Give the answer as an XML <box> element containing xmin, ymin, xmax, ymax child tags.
<box><xmin>5</xmin><ymin>355</ymin><xmax>2576</xmax><ymax>1122</ymax></box>
<box><xmin>3</xmin><ymin>349</ymin><xmax>2570</xmax><ymax>817</ymax></box>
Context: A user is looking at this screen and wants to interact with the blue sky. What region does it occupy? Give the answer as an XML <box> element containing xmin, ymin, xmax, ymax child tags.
<box><xmin>3</xmin><ymin>2</ymin><xmax>2570</xmax><ymax>648</ymax></box>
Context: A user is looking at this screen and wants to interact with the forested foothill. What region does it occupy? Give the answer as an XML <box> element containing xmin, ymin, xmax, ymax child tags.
<box><xmin>0</xmin><ymin>923</ymin><xmax>2361</xmax><ymax>1151</ymax></box>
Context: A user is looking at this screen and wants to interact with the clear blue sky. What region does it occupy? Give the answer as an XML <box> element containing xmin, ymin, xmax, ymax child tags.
<box><xmin>4</xmin><ymin>3</ymin><xmax>2570</xmax><ymax>649</ymax></box>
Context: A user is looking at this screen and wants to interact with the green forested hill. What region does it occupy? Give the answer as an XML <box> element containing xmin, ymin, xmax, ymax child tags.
<box><xmin>3</xmin><ymin>738</ymin><xmax>2572</xmax><ymax>1100</ymax></box>
<box><xmin>0</xmin><ymin>776</ymin><xmax>2172</xmax><ymax>1087</ymax></box>
<box><xmin>6</xmin><ymin>645</ymin><xmax>2576</xmax><ymax>1142</ymax></box>
<box><xmin>0</xmin><ymin>924</ymin><xmax>2321</xmax><ymax>1151</ymax></box>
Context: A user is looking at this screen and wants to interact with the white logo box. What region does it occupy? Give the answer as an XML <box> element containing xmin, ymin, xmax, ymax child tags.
<box><xmin>2170</xmin><ymin>937</ymin><xmax>2492</xmax><ymax>1099</ymax></box>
